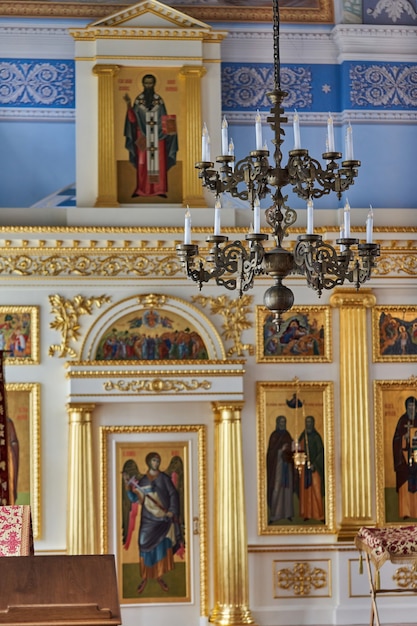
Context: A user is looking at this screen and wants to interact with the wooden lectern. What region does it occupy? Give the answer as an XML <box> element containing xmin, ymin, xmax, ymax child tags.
<box><xmin>0</xmin><ymin>554</ymin><xmax>121</xmax><ymax>626</ymax></box>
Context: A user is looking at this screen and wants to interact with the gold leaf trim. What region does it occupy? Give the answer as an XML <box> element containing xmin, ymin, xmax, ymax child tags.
<box><xmin>102</xmin><ymin>378</ymin><xmax>211</xmax><ymax>392</ymax></box>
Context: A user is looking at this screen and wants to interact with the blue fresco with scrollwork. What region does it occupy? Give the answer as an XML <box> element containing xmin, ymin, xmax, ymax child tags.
<box><xmin>222</xmin><ymin>64</ymin><xmax>315</xmax><ymax>111</ymax></box>
<box><xmin>0</xmin><ymin>59</ymin><xmax>75</xmax><ymax>108</ymax></box>
<box><xmin>222</xmin><ymin>61</ymin><xmax>417</xmax><ymax>111</ymax></box>
<box><xmin>348</xmin><ymin>63</ymin><xmax>417</xmax><ymax>108</ymax></box>
<box><xmin>363</xmin><ymin>0</ymin><xmax>417</xmax><ymax>24</ymax></box>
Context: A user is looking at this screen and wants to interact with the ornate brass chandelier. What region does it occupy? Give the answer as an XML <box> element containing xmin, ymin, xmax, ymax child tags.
<box><xmin>176</xmin><ymin>0</ymin><xmax>380</xmax><ymax>328</ymax></box>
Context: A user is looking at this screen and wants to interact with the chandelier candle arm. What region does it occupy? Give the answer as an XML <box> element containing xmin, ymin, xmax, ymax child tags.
<box><xmin>228</xmin><ymin>138</ymin><xmax>235</xmax><ymax>171</ymax></box>
<box><xmin>214</xmin><ymin>198</ymin><xmax>222</xmax><ymax>236</ymax></box>
<box><xmin>366</xmin><ymin>206</ymin><xmax>374</xmax><ymax>244</ymax></box>
<box><xmin>221</xmin><ymin>116</ymin><xmax>229</xmax><ymax>156</ymax></box>
<box><xmin>255</xmin><ymin>110</ymin><xmax>263</xmax><ymax>150</ymax></box>
<box><xmin>327</xmin><ymin>113</ymin><xmax>335</xmax><ymax>152</ymax></box>
<box><xmin>345</xmin><ymin>122</ymin><xmax>354</xmax><ymax>161</ymax></box>
<box><xmin>293</xmin><ymin>110</ymin><xmax>301</xmax><ymax>150</ymax></box>
<box><xmin>339</xmin><ymin>225</ymin><xmax>346</xmax><ymax>252</ymax></box>
<box><xmin>201</xmin><ymin>123</ymin><xmax>210</xmax><ymax>162</ymax></box>
<box><xmin>343</xmin><ymin>199</ymin><xmax>351</xmax><ymax>238</ymax></box>
<box><xmin>306</xmin><ymin>198</ymin><xmax>314</xmax><ymax>235</ymax></box>
<box><xmin>253</xmin><ymin>196</ymin><xmax>261</xmax><ymax>234</ymax></box>
<box><xmin>184</xmin><ymin>208</ymin><xmax>192</xmax><ymax>245</ymax></box>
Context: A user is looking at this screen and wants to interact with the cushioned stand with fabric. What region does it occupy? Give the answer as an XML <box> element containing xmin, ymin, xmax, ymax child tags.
<box><xmin>355</xmin><ymin>525</ymin><xmax>417</xmax><ymax>626</ymax></box>
<box><xmin>0</xmin><ymin>505</ymin><xmax>33</xmax><ymax>556</ymax></box>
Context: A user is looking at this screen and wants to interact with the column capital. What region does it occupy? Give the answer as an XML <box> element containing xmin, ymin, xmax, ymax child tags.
<box><xmin>66</xmin><ymin>403</ymin><xmax>96</xmax><ymax>423</ymax></box>
<box><xmin>92</xmin><ymin>64</ymin><xmax>121</xmax><ymax>77</ymax></box>
<box><xmin>179</xmin><ymin>65</ymin><xmax>207</xmax><ymax>79</ymax></box>
<box><xmin>211</xmin><ymin>401</ymin><xmax>245</xmax><ymax>413</ymax></box>
<box><xmin>330</xmin><ymin>288</ymin><xmax>376</xmax><ymax>309</ymax></box>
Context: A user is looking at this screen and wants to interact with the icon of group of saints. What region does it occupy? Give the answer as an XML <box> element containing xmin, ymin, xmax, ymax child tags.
<box><xmin>266</xmin><ymin>414</ymin><xmax>325</xmax><ymax>523</ymax></box>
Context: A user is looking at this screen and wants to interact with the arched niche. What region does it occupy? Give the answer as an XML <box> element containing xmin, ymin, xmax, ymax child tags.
<box><xmin>80</xmin><ymin>292</ymin><xmax>225</xmax><ymax>362</ymax></box>
<box><xmin>67</xmin><ymin>293</ymin><xmax>244</xmax><ymax>403</ymax></box>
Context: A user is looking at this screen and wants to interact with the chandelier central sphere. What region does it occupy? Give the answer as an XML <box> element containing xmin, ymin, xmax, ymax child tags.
<box><xmin>176</xmin><ymin>0</ymin><xmax>380</xmax><ymax>328</ymax></box>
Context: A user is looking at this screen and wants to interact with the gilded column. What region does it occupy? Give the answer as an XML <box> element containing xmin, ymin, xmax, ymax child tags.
<box><xmin>210</xmin><ymin>402</ymin><xmax>257</xmax><ymax>626</ymax></box>
<box><xmin>67</xmin><ymin>403</ymin><xmax>97</xmax><ymax>554</ymax></box>
<box><xmin>330</xmin><ymin>288</ymin><xmax>376</xmax><ymax>540</ymax></box>
<box><xmin>179</xmin><ymin>66</ymin><xmax>207</xmax><ymax>208</ymax></box>
<box><xmin>92</xmin><ymin>64</ymin><xmax>120</xmax><ymax>208</ymax></box>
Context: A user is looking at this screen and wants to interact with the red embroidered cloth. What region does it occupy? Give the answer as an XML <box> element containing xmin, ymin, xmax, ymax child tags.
<box><xmin>355</xmin><ymin>525</ymin><xmax>417</xmax><ymax>568</ymax></box>
<box><xmin>0</xmin><ymin>505</ymin><xmax>34</xmax><ymax>556</ymax></box>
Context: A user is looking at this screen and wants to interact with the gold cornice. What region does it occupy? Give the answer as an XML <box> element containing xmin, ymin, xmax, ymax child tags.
<box><xmin>76</xmin><ymin>56</ymin><xmax>203</xmax><ymax>62</ymax></box>
<box><xmin>71</xmin><ymin>30</ymin><xmax>226</xmax><ymax>43</ymax></box>
<box><xmin>0</xmin><ymin>2</ymin><xmax>333</xmax><ymax>24</ymax></box>
<box><xmin>248</xmin><ymin>544</ymin><xmax>355</xmax><ymax>553</ymax></box>
<box><xmin>0</xmin><ymin>225</ymin><xmax>415</xmax><ymax>235</ymax></box>
<box><xmin>0</xmin><ymin>229</ymin><xmax>414</xmax><ymax>279</ymax></box>
<box><xmin>66</xmin><ymin>364</ymin><xmax>246</xmax><ymax>377</ymax></box>
<box><xmin>182</xmin><ymin>4</ymin><xmax>333</xmax><ymax>23</ymax></box>
<box><xmin>0</xmin><ymin>249</ymin><xmax>413</xmax><ymax>280</ymax></box>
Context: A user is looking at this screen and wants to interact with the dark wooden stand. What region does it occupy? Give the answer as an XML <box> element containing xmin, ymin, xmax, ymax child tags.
<box><xmin>0</xmin><ymin>554</ymin><xmax>121</xmax><ymax>626</ymax></box>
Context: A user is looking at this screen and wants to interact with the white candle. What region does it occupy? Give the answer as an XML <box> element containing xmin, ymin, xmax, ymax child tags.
<box><xmin>293</xmin><ymin>110</ymin><xmax>301</xmax><ymax>150</ymax></box>
<box><xmin>206</xmin><ymin>133</ymin><xmax>211</xmax><ymax>162</ymax></box>
<box><xmin>325</xmin><ymin>137</ymin><xmax>331</xmax><ymax>164</ymax></box>
<box><xmin>345</xmin><ymin>122</ymin><xmax>354</xmax><ymax>160</ymax></box>
<box><xmin>229</xmin><ymin>138</ymin><xmax>235</xmax><ymax>171</ymax></box>
<box><xmin>184</xmin><ymin>207</ymin><xmax>191</xmax><ymax>245</ymax></box>
<box><xmin>306</xmin><ymin>197</ymin><xmax>314</xmax><ymax>235</ymax></box>
<box><xmin>214</xmin><ymin>197</ymin><xmax>221</xmax><ymax>236</ymax></box>
<box><xmin>339</xmin><ymin>225</ymin><xmax>345</xmax><ymax>251</ymax></box>
<box><xmin>366</xmin><ymin>205</ymin><xmax>374</xmax><ymax>243</ymax></box>
<box><xmin>343</xmin><ymin>198</ymin><xmax>351</xmax><ymax>238</ymax></box>
<box><xmin>327</xmin><ymin>113</ymin><xmax>335</xmax><ymax>152</ymax></box>
<box><xmin>202</xmin><ymin>123</ymin><xmax>209</xmax><ymax>161</ymax></box>
<box><xmin>221</xmin><ymin>116</ymin><xmax>228</xmax><ymax>155</ymax></box>
<box><xmin>253</xmin><ymin>195</ymin><xmax>261</xmax><ymax>234</ymax></box>
<box><xmin>255</xmin><ymin>110</ymin><xmax>263</xmax><ymax>150</ymax></box>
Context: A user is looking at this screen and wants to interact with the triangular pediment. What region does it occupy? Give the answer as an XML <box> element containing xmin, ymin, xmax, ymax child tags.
<box><xmin>90</xmin><ymin>0</ymin><xmax>211</xmax><ymax>31</ymax></box>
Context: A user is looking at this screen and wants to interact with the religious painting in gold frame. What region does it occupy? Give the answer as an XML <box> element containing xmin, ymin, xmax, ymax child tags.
<box><xmin>257</xmin><ymin>379</ymin><xmax>335</xmax><ymax>534</ymax></box>
<box><xmin>6</xmin><ymin>383</ymin><xmax>41</xmax><ymax>539</ymax></box>
<box><xmin>100</xmin><ymin>425</ymin><xmax>207</xmax><ymax>608</ymax></box>
<box><xmin>256</xmin><ymin>305</ymin><xmax>331</xmax><ymax>363</ymax></box>
<box><xmin>3</xmin><ymin>1</ymin><xmax>334</xmax><ymax>24</ymax></box>
<box><xmin>375</xmin><ymin>377</ymin><xmax>417</xmax><ymax>525</ymax></box>
<box><xmin>115</xmin><ymin>67</ymin><xmax>184</xmax><ymax>206</ymax></box>
<box><xmin>0</xmin><ymin>306</ymin><xmax>39</xmax><ymax>365</ymax></box>
<box><xmin>372</xmin><ymin>306</ymin><xmax>417</xmax><ymax>362</ymax></box>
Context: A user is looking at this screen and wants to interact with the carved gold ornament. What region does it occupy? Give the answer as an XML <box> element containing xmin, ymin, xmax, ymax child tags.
<box><xmin>49</xmin><ymin>294</ymin><xmax>111</xmax><ymax>358</ymax></box>
<box><xmin>0</xmin><ymin>234</ymin><xmax>413</xmax><ymax>279</ymax></box>
<box><xmin>192</xmin><ymin>294</ymin><xmax>254</xmax><ymax>357</ymax></box>
<box><xmin>393</xmin><ymin>565</ymin><xmax>417</xmax><ymax>589</ymax></box>
<box><xmin>275</xmin><ymin>562</ymin><xmax>327</xmax><ymax>595</ymax></box>
<box><xmin>102</xmin><ymin>378</ymin><xmax>211</xmax><ymax>393</ymax></box>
